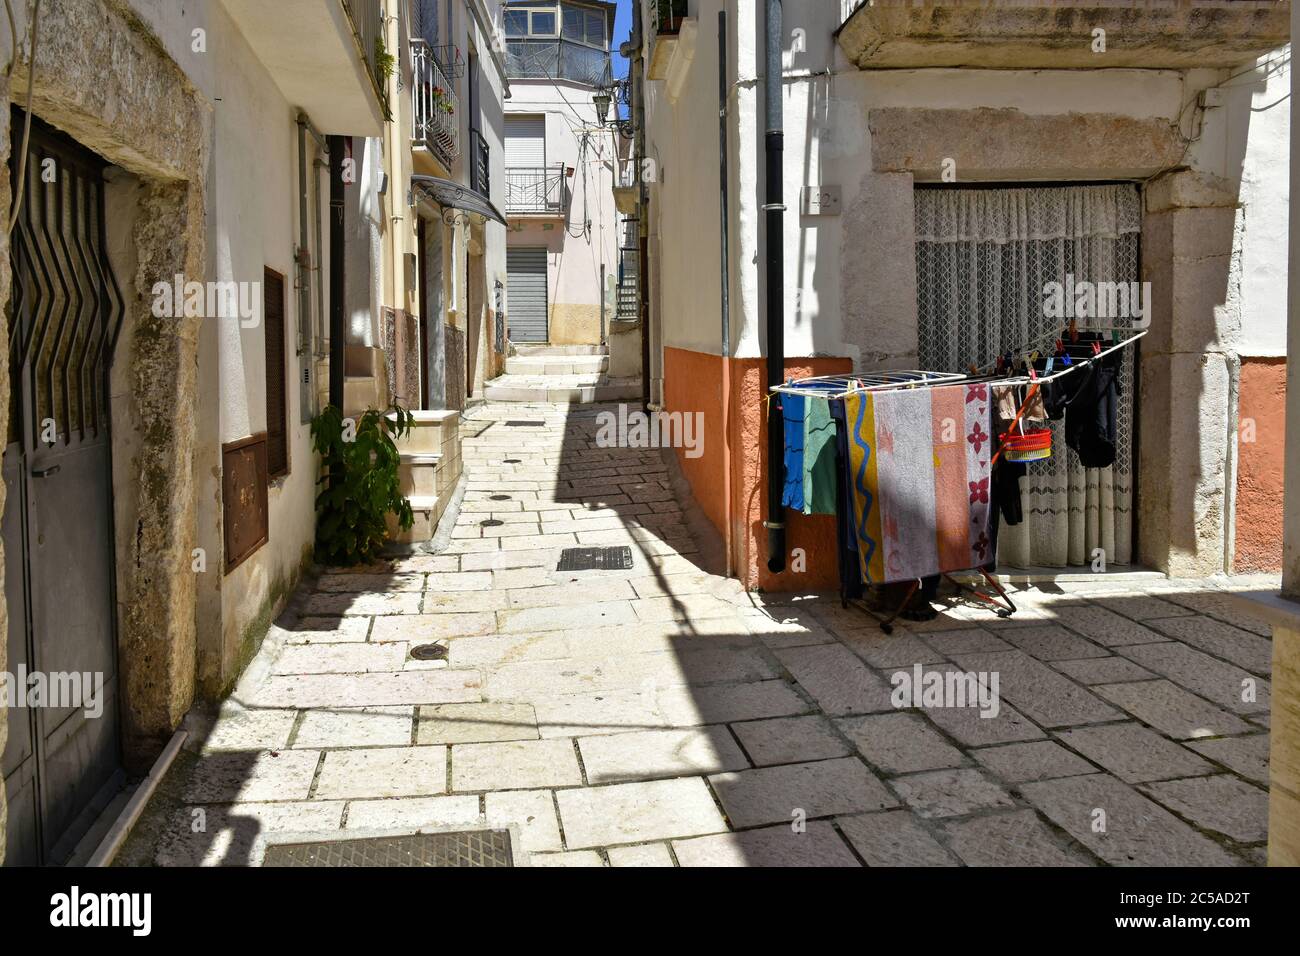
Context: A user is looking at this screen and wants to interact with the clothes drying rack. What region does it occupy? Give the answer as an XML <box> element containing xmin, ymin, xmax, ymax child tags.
<box><xmin>770</xmin><ymin>325</ymin><xmax>1147</xmax><ymax>631</ymax></box>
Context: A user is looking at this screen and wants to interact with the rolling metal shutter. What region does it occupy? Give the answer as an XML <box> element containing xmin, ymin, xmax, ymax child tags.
<box><xmin>506</xmin><ymin>247</ymin><xmax>548</xmax><ymax>343</ymax></box>
<box><xmin>505</xmin><ymin>115</ymin><xmax>546</xmax><ymax>167</ymax></box>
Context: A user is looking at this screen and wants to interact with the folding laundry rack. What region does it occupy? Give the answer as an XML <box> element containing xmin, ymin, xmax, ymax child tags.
<box><xmin>770</xmin><ymin>325</ymin><xmax>1148</xmax><ymax>631</ymax></box>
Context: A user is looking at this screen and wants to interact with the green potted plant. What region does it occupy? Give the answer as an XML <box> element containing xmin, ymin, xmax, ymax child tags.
<box><xmin>310</xmin><ymin>403</ymin><xmax>415</xmax><ymax>565</ymax></box>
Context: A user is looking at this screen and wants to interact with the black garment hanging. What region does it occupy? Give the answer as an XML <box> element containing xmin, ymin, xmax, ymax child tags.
<box><xmin>1064</xmin><ymin>349</ymin><xmax>1122</xmax><ymax>469</ymax></box>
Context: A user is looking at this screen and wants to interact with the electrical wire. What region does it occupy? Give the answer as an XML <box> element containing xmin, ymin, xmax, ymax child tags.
<box><xmin>8</xmin><ymin>0</ymin><xmax>43</xmax><ymax>237</ymax></box>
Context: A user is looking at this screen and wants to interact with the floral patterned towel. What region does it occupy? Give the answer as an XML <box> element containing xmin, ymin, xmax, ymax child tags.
<box><xmin>844</xmin><ymin>383</ymin><xmax>993</xmax><ymax>584</ymax></box>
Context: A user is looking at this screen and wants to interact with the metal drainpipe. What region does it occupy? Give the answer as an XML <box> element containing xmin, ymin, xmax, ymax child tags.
<box><xmin>633</xmin><ymin>1</ymin><xmax>651</xmax><ymax>413</ymax></box>
<box><xmin>763</xmin><ymin>0</ymin><xmax>786</xmax><ymax>574</ymax></box>
<box><xmin>328</xmin><ymin>134</ymin><xmax>346</xmax><ymax>411</ymax></box>
<box><xmin>719</xmin><ymin>8</ymin><xmax>733</xmax><ymax>580</ymax></box>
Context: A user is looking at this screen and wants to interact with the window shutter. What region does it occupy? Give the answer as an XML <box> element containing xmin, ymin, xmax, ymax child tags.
<box><xmin>264</xmin><ymin>268</ymin><xmax>289</xmax><ymax>477</ymax></box>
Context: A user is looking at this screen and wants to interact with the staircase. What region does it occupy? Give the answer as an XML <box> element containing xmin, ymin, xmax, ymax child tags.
<box><xmin>385</xmin><ymin>408</ymin><xmax>463</xmax><ymax>544</ymax></box>
<box><xmin>483</xmin><ymin>344</ymin><xmax>640</xmax><ymax>403</ymax></box>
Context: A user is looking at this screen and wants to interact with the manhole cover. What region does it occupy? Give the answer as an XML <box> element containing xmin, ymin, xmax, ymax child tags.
<box><xmin>409</xmin><ymin>643</ymin><xmax>448</xmax><ymax>661</ymax></box>
<box><xmin>489</xmin><ymin>494</ymin><xmax>512</xmax><ymax>501</ymax></box>
<box><xmin>505</xmin><ymin>420</ymin><xmax>545</xmax><ymax>427</ymax></box>
<box><xmin>503</xmin><ymin>459</ymin><xmax>522</xmax><ymax>464</ymax></box>
<box><xmin>480</xmin><ymin>518</ymin><xmax>505</xmax><ymax>527</ymax></box>
<box><xmin>557</xmin><ymin>546</ymin><xmax>634</xmax><ymax>571</ymax></box>
<box><xmin>262</xmin><ymin>830</ymin><xmax>513</xmax><ymax>867</ymax></box>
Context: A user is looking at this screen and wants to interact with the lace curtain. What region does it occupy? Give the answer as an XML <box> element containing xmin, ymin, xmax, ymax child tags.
<box><xmin>914</xmin><ymin>184</ymin><xmax>1140</xmax><ymax>568</ymax></box>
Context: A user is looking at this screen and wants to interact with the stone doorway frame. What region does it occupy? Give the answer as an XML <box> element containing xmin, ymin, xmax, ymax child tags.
<box><xmin>1</xmin><ymin>0</ymin><xmax>210</xmax><ymax>862</ymax></box>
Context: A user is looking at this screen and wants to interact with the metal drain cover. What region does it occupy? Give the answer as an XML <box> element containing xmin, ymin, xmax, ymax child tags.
<box><xmin>262</xmin><ymin>830</ymin><xmax>514</xmax><ymax>867</ymax></box>
<box><xmin>503</xmin><ymin>459</ymin><xmax>522</xmax><ymax>464</ymax></box>
<box><xmin>557</xmin><ymin>545</ymin><xmax>634</xmax><ymax>571</ymax></box>
<box><xmin>409</xmin><ymin>643</ymin><xmax>448</xmax><ymax>661</ymax></box>
<box><xmin>480</xmin><ymin>518</ymin><xmax>504</xmax><ymax>527</ymax></box>
<box><xmin>489</xmin><ymin>494</ymin><xmax>512</xmax><ymax>501</ymax></box>
<box><xmin>505</xmin><ymin>420</ymin><xmax>545</xmax><ymax>427</ymax></box>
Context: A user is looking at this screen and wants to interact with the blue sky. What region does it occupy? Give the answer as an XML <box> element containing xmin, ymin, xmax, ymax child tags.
<box><xmin>611</xmin><ymin>0</ymin><xmax>632</xmax><ymax>79</ymax></box>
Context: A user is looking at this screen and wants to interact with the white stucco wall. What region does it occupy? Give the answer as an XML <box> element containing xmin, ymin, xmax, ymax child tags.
<box><xmin>645</xmin><ymin>1</ymin><xmax>1290</xmax><ymax>370</ymax></box>
<box><xmin>505</xmin><ymin>78</ymin><xmax>621</xmax><ymax>338</ymax></box>
<box><xmin>131</xmin><ymin>0</ymin><xmax>321</xmax><ymax>679</ymax></box>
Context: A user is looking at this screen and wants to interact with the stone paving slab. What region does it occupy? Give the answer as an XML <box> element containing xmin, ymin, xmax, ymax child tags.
<box><xmin>192</xmin><ymin>708</ymin><xmax>297</xmax><ymax>753</ymax></box>
<box><xmin>837</xmin><ymin>712</ymin><xmax>967</xmax><ymax>775</ymax></box>
<box><xmin>1020</xmin><ymin>774</ymin><xmax>1242</xmax><ymax>866</ymax></box>
<box><xmin>775</xmin><ymin>644</ymin><xmax>896</xmax><ymax>716</ymax></box>
<box><xmin>486</xmin><ymin>789</ymin><xmax>563</xmax><ymax>852</ymax></box>
<box><xmin>452</xmin><ymin>739</ymin><xmax>583</xmax><ymax>791</ymax></box>
<box><xmin>946</xmin><ymin>650</ymin><xmax>1123</xmax><ymax>727</ymax></box>
<box><xmin>293</xmin><ymin>707</ymin><xmax>413</xmax><ymax>749</ymax></box>
<box><xmin>416</xmin><ymin>702</ymin><xmax>541</xmax><ymax>744</ymax></box>
<box><xmin>1185</xmin><ymin>734</ymin><xmax>1270</xmax><ymax>786</ymax></box>
<box><xmin>1144</xmin><ymin>616</ymin><xmax>1273</xmax><ymax>676</ymax></box>
<box><xmin>1054</xmin><ymin>722</ymin><xmax>1214</xmax><ymax>783</ymax></box>
<box><xmin>1092</xmin><ymin>679</ymin><xmax>1254</xmax><ymax>739</ymax></box>
<box><xmin>836</xmin><ymin>810</ymin><xmax>958</xmax><ymax>866</ymax></box>
<box><xmin>1118</xmin><ymin>642</ymin><xmax>1270</xmax><ymax>715</ymax></box>
<box><xmin>315</xmin><ymin>746</ymin><xmax>448</xmax><ymax>799</ymax></box>
<box><xmin>155</xmin><ymin>801</ymin><xmax>344</xmax><ymax>866</ymax></box>
<box><xmin>247</xmin><ymin>670</ymin><xmax>482</xmax><ymax>708</ymax></box>
<box><xmin>942</xmin><ymin>809</ymin><xmax>1093</xmax><ymax>867</ymax></box>
<box><xmin>708</xmin><ymin>758</ymin><xmax>898</xmax><ymax>828</ymax></box>
<box><xmin>182</xmin><ymin>750</ymin><xmax>321</xmax><ymax>804</ymax></box>
<box><xmin>344</xmin><ymin>795</ymin><xmax>480</xmax><ymax>830</ymax></box>
<box><xmin>1137</xmin><ymin>774</ymin><xmax>1269</xmax><ymax>843</ymax></box>
<box><xmin>578</xmin><ymin>727</ymin><xmax>749</xmax><ymax>783</ymax></box>
<box><xmin>672</xmin><ymin>821</ymin><xmax>859</xmax><ymax>867</ymax></box>
<box><xmin>971</xmin><ymin>740</ymin><xmax>1097</xmax><ymax>783</ymax></box>
<box><xmin>556</xmin><ymin>778</ymin><xmax>727</xmax><ymax>848</ymax></box>
<box><xmin>607</xmin><ymin>843</ymin><xmax>675</xmax><ymax>866</ymax></box>
<box><xmin>888</xmin><ymin>768</ymin><xmax>1016</xmax><ymax>819</ymax></box>
<box><xmin>731</xmin><ymin>715</ymin><xmax>852</xmax><ymax>766</ymax></box>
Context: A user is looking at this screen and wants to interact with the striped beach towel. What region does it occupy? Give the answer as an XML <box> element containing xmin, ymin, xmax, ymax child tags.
<box><xmin>844</xmin><ymin>383</ymin><xmax>994</xmax><ymax>584</ymax></box>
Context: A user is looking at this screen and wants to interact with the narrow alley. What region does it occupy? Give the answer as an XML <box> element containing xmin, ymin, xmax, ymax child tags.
<box><xmin>121</xmin><ymin>399</ymin><xmax>1273</xmax><ymax>868</ymax></box>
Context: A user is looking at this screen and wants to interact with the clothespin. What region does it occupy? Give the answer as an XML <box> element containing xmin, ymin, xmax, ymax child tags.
<box><xmin>1045</xmin><ymin>356</ymin><xmax>1055</xmax><ymax>373</ymax></box>
<box><xmin>1091</xmin><ymin>340</ymin><xmax>1102</xmax><ymax>356</ymax></box>
<box><xmin>1054</xmin><ymin>338</ymin><xmax>1064</xmax><ymax>354</ymax></box>
<box><xmin>968</xmin><ymin>364</ymin><xmax>978</xmax><ymax>376</ymax></box>
<box><xmin>1061</xmin><ymin>352</ymin><xmax>1072</xmax><ymax>367</ymax></box>
<box><xmin>1068</xmin><ymin>319</ymin><xmax>1079</xmax><ymax>342</ymax></box>
<box><xmin>1028</xmin><ymin>367</ymin><xmax>1038</xmax><ymax>381</ymax></box>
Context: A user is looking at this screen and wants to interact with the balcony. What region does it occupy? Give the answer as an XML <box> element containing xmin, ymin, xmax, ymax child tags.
<box><xmin>505</xmin><ymin>164</ymin><xmax>568</xmax><ymax>217</ymax></box>
<box><xmin>836</xmin><ymin>1</ymin><xmax>1292</xmax><ymax>70</ymax></box>
<box><xmin>506</xmin><ymin>39</ymin><xmax>611</xmax><ymax>86</ymax></box>
<box><xmin>412</xmin><ymin>38</ymin><xmax>459</xmax><ymax>170</ymax></box>
<box><xmin>221</xmin><ymin>0</ymin><xmax>385</xmax><ymax>135</ymax></box>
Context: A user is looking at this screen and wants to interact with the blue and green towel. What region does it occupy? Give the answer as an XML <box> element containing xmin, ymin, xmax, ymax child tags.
<box><xmin>781</xmin><ymin>393</ymin><xmax>837</xmax><ymax>516</ymax></box>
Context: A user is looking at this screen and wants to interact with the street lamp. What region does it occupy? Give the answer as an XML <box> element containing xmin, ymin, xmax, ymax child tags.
<box><xmin>593</xmin><ymin>90</ymin><xmax>612</xmax><ymax>126</ymax></box>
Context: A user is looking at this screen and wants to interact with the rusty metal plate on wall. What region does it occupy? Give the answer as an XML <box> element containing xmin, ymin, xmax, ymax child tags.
<box><xmin>262</xmin><ymin>830</ymin><xmax>514</xmax><ymax>867</ymax></box>
<box><xmin>222</xmin><ymin>434</ymin><xmax>269</xmax><ymax>572</ymax></box>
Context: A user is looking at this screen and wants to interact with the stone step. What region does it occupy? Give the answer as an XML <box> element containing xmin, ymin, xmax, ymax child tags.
<box><xmin>397</xmin><ymin>452</ymin><xmax>441</xmax><ymax>497</ymax></box>
<box><xmin>511</xmin><ymin>344</ymin><xmax>608</xmax><ymax>357</ymax></box>
<box><xmin>387</xmin><ymin>494</ymin><xmax>444</xmax><ymax>544</ymax></box>
<box><xmin>391</xmin><ymin>408</ymin><xmax>460</xmax><ymax>455</ymax></box>
<box><xmin>483</xmin><ymin>374</ymin><xmax>641</xmax><ymax>404</ymax></box>
<box><xmin>505</xmin><ymin>354</ymin><xmax>609</xmax><ymax>376</ymax></box>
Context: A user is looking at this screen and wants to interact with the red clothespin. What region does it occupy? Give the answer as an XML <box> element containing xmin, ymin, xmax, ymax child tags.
<box><xmin>1091</xmin><ymin>340</ymin><xmax>1102</xmax><ymax>356</ymax></box>
<box><xmin>1028</xmin><ymin>367</ymin><xmax>1038</xmax><ymax>381</ymax></box>
<box><xmin>1054</xmin><ymin>338</ymin><xmax>1064</xmax><ymax>354</ymax></box>
<box><xmin>967</xmin><ymin>364</ymin><xmax>979</xmax><ymax>376</ymax></box>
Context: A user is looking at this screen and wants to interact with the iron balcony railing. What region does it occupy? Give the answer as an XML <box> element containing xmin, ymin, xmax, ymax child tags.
<box><xmin>653</xmin><ymin>0</ymin><xmax>687</xmax><ymax>37</ymax></box>
<box><xmin>412</xmin><ymin>38</ymin><xmax>459</xmax><ymax>166</ymax></box>
<box><xmin>342</xmin><ymin>0</ymin><xmax>387</xmax><ymax>111</ymax></box>
<box><xmin>471</xmin><ymin>129</ymin><xmax>491</xmax><ymax>198</ymax></box>
<box><xmin>505</xmin><ymin>164</ymin><xmax>567</xmax><ymax>215</ymax></box>
<box><xmin>506</xmin><ymin>39</ymin><xmax>610</xmax><ymax>86</ymax></box>
<box><xmin>616</xmin><ymin>245</ymin><xmax>639</xmax><ymax>321</ymax></box>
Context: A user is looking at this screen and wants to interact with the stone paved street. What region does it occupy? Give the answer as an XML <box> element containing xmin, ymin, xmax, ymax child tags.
<box><xmin>127</xmin><ymin>402</ymin><xmax>1275</xmax><ymax>867</ymax></box>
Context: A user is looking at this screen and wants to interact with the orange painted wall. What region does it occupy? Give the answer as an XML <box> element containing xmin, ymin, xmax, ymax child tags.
<box><xmin>1235</xmin><ymin>357</ymin><xmax>1287</xmax><ymax>573</ymax></box>
<box><xmin>663</xmin><ymin>346</ymin><xmax>852</xmax><ymax>592</ymax></box>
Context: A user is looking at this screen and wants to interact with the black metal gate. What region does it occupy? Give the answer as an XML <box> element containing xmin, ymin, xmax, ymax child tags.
<box><xmin>3</xmin><ymin>110</ymin><xmax>125</xmax><ymax>865</ymax></box>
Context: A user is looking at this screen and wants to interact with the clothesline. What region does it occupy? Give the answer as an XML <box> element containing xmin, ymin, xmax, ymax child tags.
<box><xmin>770</xmin><ymin>326</ymin><xmax>1146</xmax><ymax>400</ymax></box>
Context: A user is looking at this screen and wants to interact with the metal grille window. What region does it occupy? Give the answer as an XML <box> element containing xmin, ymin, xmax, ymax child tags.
<box><xmin>264</xmin><ymin>267</ymin><xmax>288</xmax><ymax>478</ymax></box>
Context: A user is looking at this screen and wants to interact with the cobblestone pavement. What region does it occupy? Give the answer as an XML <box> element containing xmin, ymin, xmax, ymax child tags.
<box><xmin>136</xmin><ymin>402</ymin><xmax>1274</xmax><ymax>866</ymax></box>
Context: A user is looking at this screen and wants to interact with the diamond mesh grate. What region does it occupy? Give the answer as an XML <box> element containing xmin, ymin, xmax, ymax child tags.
<box><xmin>262</xmin><ymin>830</ymin><xmax>514</xmax><ymax>867</ymax></box>
<box><xmin>557</xmin><ymin>546</ymin><xmax>634</xmax><ymax>572</ymax></box>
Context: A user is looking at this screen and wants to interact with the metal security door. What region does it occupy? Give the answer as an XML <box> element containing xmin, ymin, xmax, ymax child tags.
<box><xmin>3</xmin><ymin>111</ymin><xmax>125</xmax><ymax>866</ymax></box>
<box><xmin>506</xmin><ymin>247</ymin><xmax>548</xmax><ymax>343</ymax></box>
